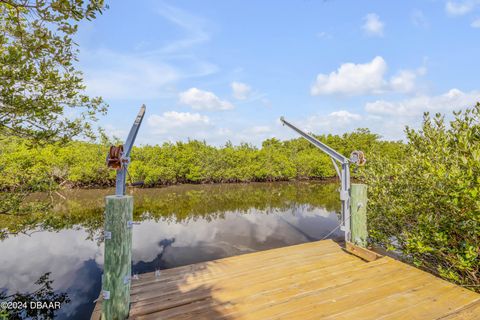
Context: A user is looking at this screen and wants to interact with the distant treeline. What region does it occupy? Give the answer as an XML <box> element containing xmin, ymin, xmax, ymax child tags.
<box><xmin>0</xmin><ymin>128</ymin><xmax>404</xmax><ymax>191</ymax></box>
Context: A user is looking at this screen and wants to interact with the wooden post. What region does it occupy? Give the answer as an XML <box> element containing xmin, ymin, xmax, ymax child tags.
<box><xmin>350</xmin><ymin>183</ymin><xmax>368</xmax><ymax>247</ymax></box>
<box><xmin>102</xmin><ymin>195</ymin><xmax>133</xmax><ymax>320</ymax></box>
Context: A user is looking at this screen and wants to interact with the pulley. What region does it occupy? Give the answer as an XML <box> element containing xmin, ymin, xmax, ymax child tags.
<box><xmin>106</xmin><ymin>145</ymin><xmax>125</xmax><ymax>170</ymax></box>
<box><xmin>349</xmin><ymin>150</ymin><xmax>366</xmax><ymax>166</ymax></box>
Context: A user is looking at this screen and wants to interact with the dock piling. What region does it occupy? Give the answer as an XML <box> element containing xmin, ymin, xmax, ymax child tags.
<box><xmin>350</xmin><ymin>183</ymin><xmax>368</xmax><ymax>247</ymax></box>
<box><xmin>102</xmin><ymin>195</ymin><xmax>133</xmax><ymax>320</ymax></box>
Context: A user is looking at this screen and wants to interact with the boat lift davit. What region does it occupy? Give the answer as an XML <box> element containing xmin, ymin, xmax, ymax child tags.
<box><xmin>280</xmin><ymin>117</ymin><xmax>365</xmax><ymax>242</ymax></box>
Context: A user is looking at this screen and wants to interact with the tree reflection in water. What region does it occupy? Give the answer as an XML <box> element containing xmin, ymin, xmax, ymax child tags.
<box><xmin>0</xmin><ymin>181</ymin><xmax>341</xmax><ymax>319</ymax></box>
<box><xmin>0</xmin><ymin>272</ymin><xmax>70</xmax><ymax>319</ymax></box>
<box><xmin>1</xmin><ymin>181</ymin><xmax>340</xmax><ymax>241</ymax></box>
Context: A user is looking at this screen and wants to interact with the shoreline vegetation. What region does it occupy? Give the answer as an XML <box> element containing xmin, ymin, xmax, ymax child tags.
<box><xmin>0</xmin><ymin>128</ymin><xmax>403</xmax><ymax>191</ymax></box>
<box><xmin>0</xmin><ymin>105</ymin><xmax>479</xmax><ymax>292</ymax></box>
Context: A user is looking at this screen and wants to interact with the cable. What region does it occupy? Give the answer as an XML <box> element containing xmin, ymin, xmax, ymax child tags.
<box><xmin>320</xmin><ymin>212</ymin><xmax>351</xmax><ymax>241</ymax></box>
<box><xmin>125</xmin><ymin>166</ymin><xmax>133</xmax><ymax>186</ymax></box>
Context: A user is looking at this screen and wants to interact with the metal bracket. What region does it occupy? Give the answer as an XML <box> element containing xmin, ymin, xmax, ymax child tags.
<box><xmin>127</xmin><ymin>220</ymin><xmax>140</xmax><ymax>228</ymax></box>
<box><xmin>121</xmin><ymin>156</ymin><xmax>131</xmax><ymax>166</ymax></box>
<box><xmin>339</xmin><ymin>190</ymin><xmax>349</xmax><ymax>201</ymax></box>
<box><xmin>104</xmin><ymin>231</ymin><xmax>112</xmax><ymax>240</ymax></box>
<box><xmin>102</xmin><ymin>290</ymin><xmax>110</xmax><ymax>300</ymax></box>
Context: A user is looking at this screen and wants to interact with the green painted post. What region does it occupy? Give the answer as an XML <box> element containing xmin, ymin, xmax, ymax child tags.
<box><xmin>350</xmin><ymin>184</ymin><xmax>368</xmax><ymax>247</ymax></box>
<box><xmin>102</xmin><ymin>195</ymin><xmax>133</xmax><ymax>320</ymax></box>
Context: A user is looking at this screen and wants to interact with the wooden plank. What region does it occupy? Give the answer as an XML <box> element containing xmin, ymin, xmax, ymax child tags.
<box><xmin>325</xmin><ymin>284</ymin><xmax>469</xmax><ymax>320</ymax></box>
<box><xmin>135</xmin><ymin>259</ymin><xmax>411</xmax><ymax>320</ymax></box>
<box><xmin>129</xmin><ymin>250</ymin><xmax>361</xmax><ymax>313</ymax></box>
<box><xmin>218</xmin><ymin>259</ymin><xmax>424</xmax><ymax>320</ymax></box>
<box><xmin>131</xmin><ymin>240</ymin><xmax>343</xmax><ymax>292</ymax></box>
<box><xmin>130</xmin><ymin>243</ymin><xmax>353</xmax><ymax>297</ymax></box>
<box><xmin>350</xmin><ymin>183</ymin><xmax>368</xmax><ymax>247</ymax></box>
<box><xmin>379</xmin><ymin>292</ymin><xmax>480</xmax><ymax>320</ymax></box>
<box><xmin>92</xmin><ymin>239</ymin><xmax>480</xmax><ymax>320</ymax></box>
<box><xmin>129</xmin><ymin>256</ymin><xmax>373</xmax><ymax>317</ymax></box>
<box><xmin>131</xmin><ymin>240</ymin><xmax>341</xmax><ymax>288</ymax></box>
<box><xmin>345</xmin><ymin>241</ymin><xmax>382</xmax><ymax>262</ymax></box>
<box><xmin>319</xmin><ymin>259</ymin><xmax>479</xmax><ymax>320</ymax></box>
<box><xmin>436</xmin><ymin>299</ymin><xmax>480</xmax><ymax>320</ymax></box>
<box><xmin>101</xmin><ymin>240</ymin><xmax>344</xmax><ymax>317</ymax></box>
<box><xmin>90</xmin><ymin>295</ymin><xmax>102</xmax><ymax>320</ymax></box>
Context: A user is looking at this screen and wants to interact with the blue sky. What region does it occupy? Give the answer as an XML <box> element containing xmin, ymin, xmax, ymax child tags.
<box><xmin>76</xmin><ymin>0</ymin><xmax>480</xmax><ymax>145</ymax></box>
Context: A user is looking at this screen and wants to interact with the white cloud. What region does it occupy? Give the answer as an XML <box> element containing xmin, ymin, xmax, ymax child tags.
<box><xmin>146</xmin><ymin>111</ymin><xmax>247</xmax><ymax>145</ymax></box>
<box><xmin>81</xmin><ymin>4</ymin><xmax>218</xmax><ymax>101</ymax></box>
<box><xmin>250</xmin><ymin>126</ymin><xmax>272</xmax><ymax>134</ymax></box>
<box><xmin>156</xmin><ymin>3</ymin><xmax>209</xmax><ymax>53</ymax></box>
<box><xmin>179</xmin><ymin>88</ymin><xmax>235</xmax><ymax>110</ymax></box>
<box><xmin>363</xmin><ymin>13</ymin><xmax>384</xmax><ymax>37</ymax></box>
<box><xmin>144</xmin><ymin>110</ymin><xmax>278</xmax><ymax>146</ymax></box>
<box><xmin>311</xmin><ymin>56</ymin><xmax>426</xmax><ymax>96</ymax></box>
<box><xmin>317</xmin><ymin>31</ymin><xmax>333</xmax><ymax>39</ymax></box>
<box><xmin>83</xmin><ymin>49</ymin><xmax>220</xmax><ymax>101</ymax></box>
<box><xmin>390</xmin><ymin>66</ymin><xmax>427</xmax><ymax>93</ymax></box>
<box><xmin>390</xmin><ymin>70</ymin><xmax>418</xmax><ymax>93</ymax></box>
<box><xmin>103</xmin><ymin>124</ymin><xmax>127</xmax><ymax>140</ymax></box>
<box><xmin>148</xmin><ymin>111</ymin><xmax>211</xmax><ymax>134</ymax></box>
<box><xmin>279</xmin><ymin>110</ymin><xmax>367</xmax><ymax>138</ymax></box>
<box><xmin>231</xmin><ymin>81</ymin><xmax>252</xmax><ymax>100</ymax></box>
<box><xmin>230</xmin><ymin>125</ymin><xmax>277</xmax><ymax>144</ymax></box>
<box><xmin>83</xmin><ymin>49</ymin><xmax>180</xmax><ymax>100</ymax></box>
<box><xmin>365</xmin><ymin>88</ymin><xmax>480</xmax><ymax>116</ymax></box>
<box><xmin>329</xmin><ymin>110</ymin><xmax>362</xmax><ymax>122</ymax></box>
<box><xmin>311</xmin><ymin>56</ymin><xmax>387</xmax><ymax>95</ymax></box>
<box><xmin>445</xmin><ymin>1</ymin><xmax>479</xmax><ymax>15</ymax></box>
<box><xmin>471</xmin><ymin>18</ymin><xmax>480</xmax><ymax>27</ymax></box>
<box><xmin>411</xmin><ymin>9</ymin><xmax>429</xmax><ymax>28</ymax></box>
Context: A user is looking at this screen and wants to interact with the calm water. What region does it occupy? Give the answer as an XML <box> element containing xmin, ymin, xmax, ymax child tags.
<box><xmin>0</xmin><ymin>181</ymin><xmax>342</xmax><ymax>319</ymax></box>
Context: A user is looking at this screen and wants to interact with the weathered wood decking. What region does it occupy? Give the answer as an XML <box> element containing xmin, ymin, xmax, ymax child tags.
<box><xmin>92</xmin><ymin>240</ymin><xmax>480</xmax><ymax>319</ymax></box>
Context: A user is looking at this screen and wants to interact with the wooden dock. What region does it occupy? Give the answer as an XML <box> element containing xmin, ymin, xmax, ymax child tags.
<box><xmin>92</xmin><ymin>240</ymin><xmax>480</xmax><ymax>319</ymax></box>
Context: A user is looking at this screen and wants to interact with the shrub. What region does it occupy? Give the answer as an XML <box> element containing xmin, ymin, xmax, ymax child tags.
<box><xmin>363</xmin><ymin>103</ymin><xmax>480</xmax><ymax>291</ymax></box>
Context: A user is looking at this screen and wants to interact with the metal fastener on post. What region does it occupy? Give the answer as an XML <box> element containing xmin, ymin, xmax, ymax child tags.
<box><xmin>102</xmin><ymin>105</ymin><xmax>145</xmax><ymax>320</ymax></box>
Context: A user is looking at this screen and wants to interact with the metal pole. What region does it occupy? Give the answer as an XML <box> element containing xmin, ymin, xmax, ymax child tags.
<box><xmin>340</xmin><ymin>162</ymin><xmax>351</xmax><ymax>241</ymax></box>
<box><xmin>113</xmin><ymin>105</ymin><xmax>146</xmax><ymax>196</ymax></box>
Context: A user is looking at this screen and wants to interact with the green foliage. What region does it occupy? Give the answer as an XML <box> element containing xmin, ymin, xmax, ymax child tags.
<box><xmin>363</xmin><ymin>103</ymin><xmax>480</xmax><ymax>291</ymax></box>
<box><xmin>0</xmin><ymin>129</ymin><xmax>402</xmax><ymax>191</ymax></box>
<box><xmin>0</xmin><ymin>0</ymin><xmax>107</xmax><ymax>142</ymax></box>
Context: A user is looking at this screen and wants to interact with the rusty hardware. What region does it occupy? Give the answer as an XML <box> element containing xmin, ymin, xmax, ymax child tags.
<box><xmin>350</xmin><ymin>150</ymin><xmax>366</xmax><ymax>166</ymax></box>
<box><xmin>107</xmin><ymin>145</ymin><xmax>125</xmax><ymax>170</ymax></box>
<box><xmin>107</xmin><ymin>105</ymin><xmax>145</xmax><ymax>195</ymax></box>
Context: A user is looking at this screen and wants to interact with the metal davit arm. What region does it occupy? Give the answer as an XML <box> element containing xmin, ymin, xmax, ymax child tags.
<box><xmin>124</xmin><ymin>105</ymin><xmax>146</xmax><ymax>158</ymax></box>
<box><xmin>107</xmin><ymin>105</ymin><xmax>146</xmax><ymax>196</ymax></box>
<box><xmin>280</xmin><ymin>117</ymin><xmax>349</xmax><ymax>164</ymax></box>
<box><xmin>280</xmin><ymin>116</ymin><xmax>351</xmax><ymax>241</ymax></box>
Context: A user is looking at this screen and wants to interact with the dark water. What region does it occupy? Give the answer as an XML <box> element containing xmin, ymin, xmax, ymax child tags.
<box><xmin>0</xmin><ymin>181</ymin><xmax>342</xmax><ymax>319</ymax></box>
